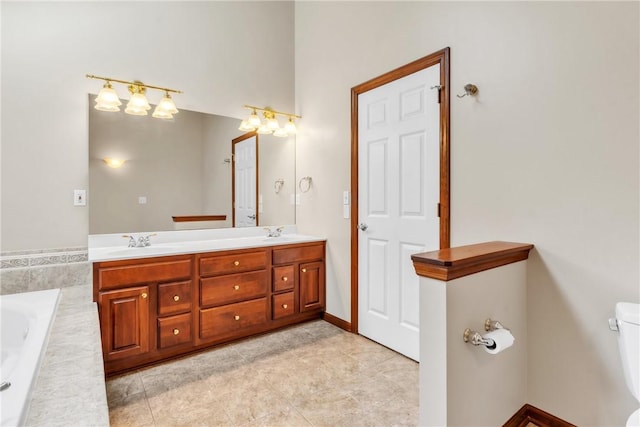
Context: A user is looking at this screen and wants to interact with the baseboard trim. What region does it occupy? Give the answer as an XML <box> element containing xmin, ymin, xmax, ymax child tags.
<box><xmin>503</xmin><ymin>404</ymin><xmax>576</xmax><ymax>427</ymax></box>
<box><xmin>322</xmin><ymin>312</ymin><xmax>352</xmax><ymax>332</ymax></box>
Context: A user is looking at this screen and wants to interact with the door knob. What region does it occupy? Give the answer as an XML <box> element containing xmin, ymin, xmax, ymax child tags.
<box><xmin>248</xmin><ymin>214</ymin><xmax>256</xmax><ymax>220</ymax></box>
<box><xmin>358</xmin><ymin>223</ymin><xmax>369</xmax><ymax>231</ymax></box>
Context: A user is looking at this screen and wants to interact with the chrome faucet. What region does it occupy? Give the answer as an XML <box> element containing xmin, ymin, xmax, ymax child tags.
<box><xmin>264</xmin><ymin>226</ymin><xmax>284</xmax><ymax>238</ymax></box>
<box><xmin>123</xmin><ymin>234</ymin><xmax>157</xmax><ymax>247</ymax></box>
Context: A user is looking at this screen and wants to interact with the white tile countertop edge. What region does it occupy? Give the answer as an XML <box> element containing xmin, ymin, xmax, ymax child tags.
<box><xmin>88</xmin><ymin>226</ymin><xmax>326</xmax><ymax>263</ymax></box>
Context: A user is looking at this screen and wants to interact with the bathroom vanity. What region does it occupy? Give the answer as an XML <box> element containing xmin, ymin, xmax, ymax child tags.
<box><xmin>91</xmin><ymin>231</ymin><xmax>325</xmax><ymax>376</ymax></box>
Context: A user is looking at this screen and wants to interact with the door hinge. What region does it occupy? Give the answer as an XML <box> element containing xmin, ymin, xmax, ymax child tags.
<box><xmin>437</xmin><ymin>203</ymin><xmax>441</xmax><ymax>217</ymax></box>
<box><xmin>430</xmin><ymin>85</ymin><xmax>442</xmax><ymax>104</ymax></box>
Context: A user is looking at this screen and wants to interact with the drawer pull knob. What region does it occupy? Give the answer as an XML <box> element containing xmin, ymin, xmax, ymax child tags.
<box><xmin>173</xmin><ymin>295</ymin><xmax>180</xmax><ymax>302</ymax></box>
<box><xmin>234</xmin><ymin>261</ymin><xmax>240</xmax><ymax>266</ymax></box>
<box><xmin>141</xmin><ymin>292</ymin><xmax>148</xmax><ymax>299</ymax></box>
<box><xmin>234</xmin><ymin>285</ymin><xmax>240</xmax><ymax>290</ymax></box>
<box><xmin>173</xmin><ymin>328</ymin><xmax>180</xmax><ymax>335</ymax></box>
<box><xmin>282</xmin><ymin>304</ymin><xmax>288</xmax><ymax>309</ymax></box>
<box><xmin>302</xmin><ymin>268</ymin><xmax>307</xmax><ymax>273</ymax></box>
<box><xmin>282</xmin><ymin>276</ymin><xmax>288</xmax><ymax>282</ymax></box>
<box><xmin>234</xmin><ymin>315</ymin><xmax>240</xmax><ymax>321</ymax></box>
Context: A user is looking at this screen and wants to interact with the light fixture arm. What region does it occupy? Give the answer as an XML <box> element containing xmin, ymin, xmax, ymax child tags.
<box><xmin>243</xmin><ymin>104</ymin><xmax>301</xmax><ymax>120</ymax></box>
<box><xmin>86</xmin><ymin>74</ymin><xmax>182</xmax><ymax>94</ymax></box>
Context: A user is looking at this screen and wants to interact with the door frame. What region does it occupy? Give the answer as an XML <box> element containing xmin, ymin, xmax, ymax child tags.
<box><xmin>231</xmin><ymin>131</ymin><xmax>259</xmax><ymax>227</ymax></box>
<box><xmin>350</xmin><ymin>47</ymin><xmax>451</xmax><ymax>333</ymax></box>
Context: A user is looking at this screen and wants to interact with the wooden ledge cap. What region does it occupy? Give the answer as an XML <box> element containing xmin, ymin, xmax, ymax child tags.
<box><xmin>411</xmin><ymin>241</ymin><xmax>534</xmax><ymax>281</ymax></box>
<box><xmin>172</xmin><ymin>215</ymin><xmax>226</xmax><ymax>223</ymax></box>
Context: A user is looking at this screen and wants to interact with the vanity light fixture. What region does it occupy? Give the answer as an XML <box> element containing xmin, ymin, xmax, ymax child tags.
<box><xmin>239</xmin><ymin>105</ymin><xmax>300</xmax><ymax>137</ymax></box>
<box><xmin>103</xmin><ymin>158</ymin><xmax>125</xmax><ymax>168</ymax></box>
<box><xmin>87</xmin><ymin>74</ymin><xmax>182</xmax><ymax>119</ymax></box>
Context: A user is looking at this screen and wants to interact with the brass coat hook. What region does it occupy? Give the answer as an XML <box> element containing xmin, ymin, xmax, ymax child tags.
<box><xmin>457</xmin><ymin>84</ymin><xmax>478</xmax><ymax>98</ymax></box>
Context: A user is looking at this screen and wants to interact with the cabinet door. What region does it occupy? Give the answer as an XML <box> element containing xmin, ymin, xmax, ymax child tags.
<box><xmin>299</xmin><ymin>261</ymin><xmax>325</xmax><ymax>312</ymax></box>
<box><xmin>99</xmin><ymin>286</ymin><xmax>150</xmax><ymax>361</ymax></box>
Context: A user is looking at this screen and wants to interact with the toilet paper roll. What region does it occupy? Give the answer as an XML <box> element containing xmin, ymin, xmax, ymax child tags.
<box><xmin>483</xmin><ymin>328</ymin><xmax>515</xmax><ymax>355</ymax></box>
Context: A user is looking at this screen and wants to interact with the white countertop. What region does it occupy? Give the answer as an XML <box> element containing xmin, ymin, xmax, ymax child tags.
<box><xmin>88</xmin><ymin>227</ymin><xmax>326</xmax><ymax>262</ymax></box>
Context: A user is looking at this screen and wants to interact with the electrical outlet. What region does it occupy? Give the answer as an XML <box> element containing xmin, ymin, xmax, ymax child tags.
<box><xmin>74</xmin><ymin>190</ymin><xmax>86</xmax><ymax>206</ymax></box>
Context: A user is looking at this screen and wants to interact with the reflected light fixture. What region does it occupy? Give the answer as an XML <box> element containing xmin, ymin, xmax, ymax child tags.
<box><xmin>103</xmin><ymin>158</ymin><xmax>126</xmax><ymax>168</ymax></box>
<box><xmin>87</xmin><ymin>74</ymin><xmax>182</xmax><ymax>119</ymax></box>
<box><xmin>239</xmin><ymin>105</ymin><xmax>301</xmax><ymax>138</ymax></box>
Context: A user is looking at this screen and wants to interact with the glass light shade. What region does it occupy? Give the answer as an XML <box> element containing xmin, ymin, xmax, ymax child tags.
<box><xmin>266</xmin><ymin>117</ymin><xmax>280</xmax><ymax>130</ymax></box>
<box><xmin>125</xmin><ymin>93</ymin><xmax>151</xmax><ymax>115</ymax></box>
<box><xmin>155</xmin><ymin>94</ymin><xmax>179</xmax><ymax>114</ymax></box>
<box><xmin>273</xmin><ymin>127</ymin><xmax>288</xmax><ymax>138</ymax></box>
<box><xmin>248</xmin><ymin>110</ymin><xmax>261</xmax><ymax>127</ymax></box>
<box><xmin>256</xmin><ymin>124</ymin><xmax>272</xmax><ymax>134</ymax></box>
<box><xmin>103</xmin><ymin>158</ymin><xmax>125</xmax><ymax>168</ymax></box>
<box><xmin>284</xmin><ymin>118</ymin><xmax>297</xmax><ymax>134</ymax></box>
<box><xmin>94</xmin><ymin>83</ymin><xmax>121</xmax><ymax>112</ymax></box>
<box><xmin>152</xmin><ymin>108</ymin><xmax>174</xmax><ymax>119</ymax></box>
<box><xmin>238</xmin><ymin>120</ymin><xmax>255</xmax><ymax>132</ymax></box>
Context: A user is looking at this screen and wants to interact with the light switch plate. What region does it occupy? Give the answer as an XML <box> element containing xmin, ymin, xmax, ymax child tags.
<box><xmin>343</xmin><ymin>190</ymin><xmax>350</xmax><ymax>205</ymax></box>
<box><xmin>74</xmin><ymin>190</ymin><xmax>86</xmax><ymax>206</ymax></box>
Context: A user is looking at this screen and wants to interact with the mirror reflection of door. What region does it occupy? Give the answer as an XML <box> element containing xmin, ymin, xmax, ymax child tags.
<box><xmin>232</xmin><ymin>133</ymin><xmax>258</xmax><ymax>227</ymax></box>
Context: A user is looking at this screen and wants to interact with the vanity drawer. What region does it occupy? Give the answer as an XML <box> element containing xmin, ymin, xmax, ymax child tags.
<box><xmin>96</xmin><ymin>258</ymin><xmax>192</xmax><ymax>291</ymax></box>
<box><xmin>273</xmin><ymin>265</ymin><xmax>294</xmax><ymax>292</ymax></box>
<box><xmin>157</xmin><ymin>313</ymin><xmax>192</xmax><ymax>349</ymax></box>
<box><xmin>199</xmin><ymin>251</ymin><xmax>267</xmax><ymax>277</ymax></box>
<box><xmin>272</xmin><ymin>292</ymin><xmax>295</xmax><ymax>320</ymax></box>
<box><xmin>200</xmin><ymin>271</ymin><xmax>267</xmax><ymax>307</ymax></box>
<box><xmin>158</xmin><ymin>281</ymin><xmax>192</xmax><ymax>316</ymax></box>
<box><xmin>272</xmin><ymin>244</ymin><xmax>324</xmax><ymax>265</ymax></box>
<box><xmin>199</xmin><ymin>298</ymin><xmax>267</xmax><ymax>339</ymax></box>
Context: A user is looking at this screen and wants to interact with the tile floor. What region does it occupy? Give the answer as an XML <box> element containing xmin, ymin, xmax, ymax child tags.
<box><xmin>107</xmin><ymin>320</ymin><xmax>419</xmax><ymax>427</ymax></box>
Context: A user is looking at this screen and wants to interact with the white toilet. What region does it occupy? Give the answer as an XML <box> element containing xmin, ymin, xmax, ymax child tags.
<box><xmin>612</xmin><ymin>302</ymin><xmax>640</xmax><ymax>426</ymax></box>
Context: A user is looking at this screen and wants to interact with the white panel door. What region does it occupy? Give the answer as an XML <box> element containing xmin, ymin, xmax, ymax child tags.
<box><xmin>234</xmin><ymin>136</ymin><xmax>257</xmax><ymax>227</ymax></box>
<box><xmin>358</xmin><ymin>65</ymin><xmax>440</xmax><ymax>361</ymax></box>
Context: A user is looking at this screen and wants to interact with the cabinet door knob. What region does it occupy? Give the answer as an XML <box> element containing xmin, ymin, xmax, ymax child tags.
<box><xmin>173</xmin><ymin>295</ymin><xmax>180</xmax><ymax>302</ymax></box>
<box><xmin>141</xmin><ymin>292</ymin><xmax>148</xmax><ymax>299</ymax></box>
<box><xmin>173</xmin><ymin>328</ymin><xmax>180</xmax><ymax>335</ymax></box>
<box><xmin>301</xmin><ymin>268</ymin><xmax>307</xmax><ymax>273</ymax></box>
<box><xmin>282</xmin><ymin>276</ymin><xmax>288</xmax><ymax>282</ymax></box>
<box><xmin>234</xmin><ymin>285</ymin><xmax>240</xmax><ymax>290</ymax></box>
<box><xmin>234</xmin><ymin>261</ymin><xmax>240</xmax><ymax>266</ymax></box>
<box><xmin>282</xmin><ymin>304</ymin><xmax>288</xmax><ymax>309</ymax></box>
<box><xmin>234</xmin><ymin>315</ymin><xmax>240</xmax><ymax>321</ymax></box>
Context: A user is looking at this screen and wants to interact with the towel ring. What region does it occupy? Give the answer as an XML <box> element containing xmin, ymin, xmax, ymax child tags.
<box><xmin>274</xmin><ymin>179</ymin><xmax>284</xmax><ymax>194</ymax></box>
<box><xmin>298</xmin><ymin>176</ymin><xmax>312</xmax><ymax>193</ymax></box>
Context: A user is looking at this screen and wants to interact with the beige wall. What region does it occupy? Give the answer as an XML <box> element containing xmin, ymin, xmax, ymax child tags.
<box><xmin>419</xmin><ymin>261</ymin><xmax>528</xmax><ymax>426</ymax></box>
<box><xmin>294</xmin><ymin>2</ymin><xmax>639</xmax><ymax>425</ymax></box>
<box><xmin>1</xmin><ymin>1</ymin><xmax>294</xmax><ymax>250</ymax></box>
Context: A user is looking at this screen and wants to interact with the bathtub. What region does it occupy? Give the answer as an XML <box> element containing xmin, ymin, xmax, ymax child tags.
<box><xmin>0</xmin><ymin>289</ymin><xmax>60</xmax><ymax>427</ymax></box>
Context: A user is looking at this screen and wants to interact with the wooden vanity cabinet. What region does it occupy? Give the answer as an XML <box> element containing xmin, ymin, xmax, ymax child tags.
<box><xmin>93</xmin><ymin>255</ymin><xmax>194</xmax><ymax>373</ymax></box>
<box><xmin>93</xmin><ymin>241</ymin><xmax>325</xmax><ymax>376</ymax></box>
<box><xmin>197</xmin><ymin>249</ymin><xmax>269</xmax><ymax>343</ymax></box>
<box><xmin>98</xmin><ymin>286</ymin><xmax>150</xmax><ymax>361</ymax></box>
<box><xmin>272</xmin><ymin>243</ymin><xmax>326</xmax><ymax>319</ymax></box>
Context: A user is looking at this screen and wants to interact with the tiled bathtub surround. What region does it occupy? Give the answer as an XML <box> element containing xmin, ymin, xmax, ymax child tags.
<box><xmin>0</xmin><ymin>247</ymin><xmax>90</xmax><ymax>295</ymax></box>
<box><xmin>26</xmin><ymin>284</ymin><xmax>109</xmax><ymax>426</ymax></box>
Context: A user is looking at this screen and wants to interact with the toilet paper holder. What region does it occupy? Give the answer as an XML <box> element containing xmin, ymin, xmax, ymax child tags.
<box><xmin>463</xmin><ymin>318</ymin><xmax>508</xmax><ymax>347</ymax></box>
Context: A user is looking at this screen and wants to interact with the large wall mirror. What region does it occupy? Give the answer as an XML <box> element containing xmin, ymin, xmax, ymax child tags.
<box><xmin>88</xmin><ymin>95</ymin><xmax>296</xmax><ymax>234</ymax></box>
